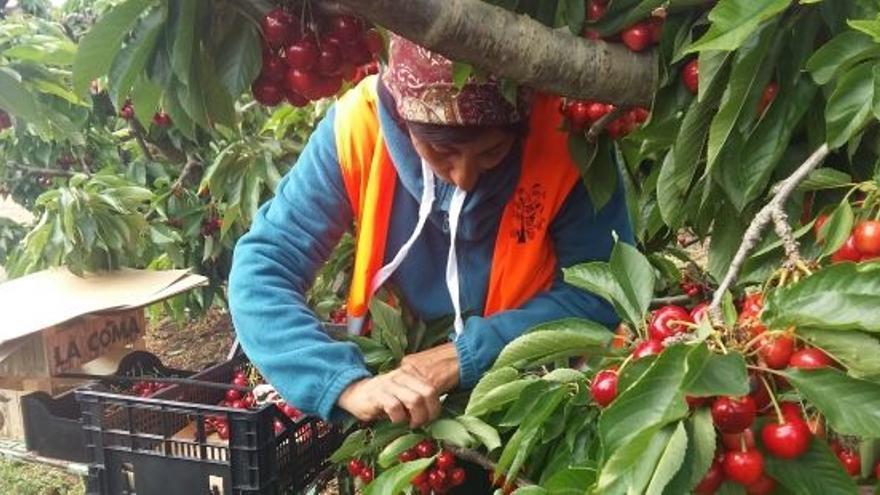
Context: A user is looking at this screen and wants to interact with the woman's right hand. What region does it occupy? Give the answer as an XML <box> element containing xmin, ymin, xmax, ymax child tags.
<box><xmin>338</xmin><ymin>368</ymin><xmax>442</xmax><ymax>428</ymax></box>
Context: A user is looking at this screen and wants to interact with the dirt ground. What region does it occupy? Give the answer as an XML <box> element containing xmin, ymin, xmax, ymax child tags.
<box><xmin>145</xmin><ymin>306</ymin><xmax>236</xmax><ymax>370</ymax></box>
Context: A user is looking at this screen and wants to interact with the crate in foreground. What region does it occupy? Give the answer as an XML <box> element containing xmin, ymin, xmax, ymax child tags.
<box><xmin>76</xmin><ymin>356</ymin><xmax>342</xmax><ymax>495</ymax></box>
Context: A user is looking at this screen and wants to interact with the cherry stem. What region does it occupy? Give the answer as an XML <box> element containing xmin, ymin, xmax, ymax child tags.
<box><xmin>746</xmin><ymin>364</ymin><xmax>785</xmax><ymax>377</ymax></box>
<box><xmin>710</xmin><ymin>331</ymin><xmax>728</xmax><ymax>355</ymax></box>
<box><xmin>760</xmin><ymin>375</ymin><xmax>784</xmax><ymax>424</ymax></box>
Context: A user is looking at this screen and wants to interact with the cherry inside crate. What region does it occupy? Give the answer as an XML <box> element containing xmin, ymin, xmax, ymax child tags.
<box><xmin>75</xmin><ymin>354</ymin><xmax>342</xmax><ymax>495</ymax></box>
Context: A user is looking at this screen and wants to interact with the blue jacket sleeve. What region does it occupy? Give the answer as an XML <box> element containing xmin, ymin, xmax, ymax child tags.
<box><xmin>454</xmin><ymin>177</ymin><xmax>633</xmax><ymax>388</ymax></box>
<box><xmin>228</xmin><ymin>106</ymin><xmax>371</xmax><ymax>421</ymax></box>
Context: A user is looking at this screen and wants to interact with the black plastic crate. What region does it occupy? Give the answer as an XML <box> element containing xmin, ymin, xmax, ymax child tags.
<box><xmin>76</xmin><ymin>355</ymin><xmax>343</xmax><ymax>495</ymax></box>
<box><xmin>21</xmin><ymin>351</ymin><xmax>192</xmax><ymax>463</ymax></box>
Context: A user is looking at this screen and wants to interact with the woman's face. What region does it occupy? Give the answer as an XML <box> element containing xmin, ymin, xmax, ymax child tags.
<box><xmin>410</xmin><ymin>129</ymin><xmax>517</xmax><ymax>192</ymax></box>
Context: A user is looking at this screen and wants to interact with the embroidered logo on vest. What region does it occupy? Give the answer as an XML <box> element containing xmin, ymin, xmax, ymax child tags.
<box><xmin>511</xmin><ymin>183</ymin><xmax>546</xmax><ymax>244</ymax></box>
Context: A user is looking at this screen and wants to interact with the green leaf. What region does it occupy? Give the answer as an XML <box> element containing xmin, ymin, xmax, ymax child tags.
<box><xmin>363</xmin><ymin>457</ymin><xmax>435</xmax><ymax>495</ymax></box>
<box><xmin>543</xmin><ymin>368</ymin><xmax>585</xmax><ymax>383</ymax></box>
<box><xmin>330</xmin><ymin>429</ymin><xmax>368</xmax><ymax>462</ymax></box>
<box><xmin>765</xmin><ymin>437</ymin><xmax>859</xmax><ymax>494</ymax></box>
<box><xmin>644</xmin><ymin>421</ymin><xmax>688</xmax><ymax>495</ymax></box>
<box><xmin>657</xmin><ymin>54</ymin><xmax>729</xmax><ymax>227</ymax></box>
<box><xmin>427</xmin><ymin>419</ymin><xmax>474</xmax><ymax>448</ymax></box>
<box><xmin>170</xmin><ymin>0</ymin><xmax>197</xmax><ymax>81</ymax></box>
<box><xmin>131</xmin><ymin>74</ymin><xmax>162</xmax><ymax>125</ymax></box>
<box><xmin>807</xmin><ymin>31</ymin><xmax>880</xmax><ymax>85</ymax></box>
<box><xmin>215</xmin><ymin>23</ymin><xmax>262</xmax><ymax>97</ymax></box>
<box><xmin>683</xmin><ymin>347</ymin><xmax>750</xmax><ymax>397</ymax></box>
<box><xmin>820</xmin><ymin>201</ymin><xmax>855</xmax><ymax>256</ymax></box>
<box><xmin>369</xmin><ymin>299</ymin><xmax>407</xmax><ymax>360</ymax></box>
<box><xmin>563</xmin><ymin>0</ymin><xmax>585</xmax><ymax>34</ymax></box>
<box><xmin>73</xmin><ymin>0</ymin><xmax>152</xmax><ymax>95</ymax></box>
<box><xmin>378</xmin><ymin>433</ymin><xmax>424</xmax><ymax>469</ymax></box>
<box><xmin>465</xmin><ymin>376</ymin><xmax>539</xmax><ymax>417</ymax></box>
<box><xmin>609</xmin><ymin>242</ymin><xmax>656</xmax><ymax>324</ymax></box>
<box><xmin>456</xmin><ymin>415</ymin><xmax>502</xmax><ymax>452</ymax></box>
<box><xmin>685</xmin><ymin>408</ymin><xmax>717</xmax><ymax>492</ymax></box>
<box><xmin>796</xmin><ymin>168</ymin><xmax>853</xmax><ymax>192</ymax></box>
<box><xmin>685</xmin><ymin>0</ymin><xmax>791</xmax><ymax>53</ymax></box>
<box><xmin>196</xmin><ymin>51</ymin><xmax>236</xmax><ymax>128</ymax></box>
<box><xmin>491</xmin><ymin>329</ymin><xmax>611</xmax><ymax>370</ymax></box>
<box><xmin>451</xmin><ymin>62</ymin><xmax>473</xmax><ymax>90</ymax></box>
<box><xmin>108</xmin><ymin>5</ymin><xmax>164</xmax><ymax>109</ymax></box>
<box><xmin>467</xmin><ymin>367</ymin><xmax>519</xmax><ymax>413</ymax></box>
<box><xmin>0</xmin><ymin>68</ymin><xmax>43</xmax><ymax>126</ymax></box>
<box><xmin>599</xmin><ymin>344</ymin><xmax>691</xmax><ymax>485</ymax></box>
<box><xmin>785</xmin><ymin>368</ymin><xmax>880</xmax><ymax>437</ymax></box>
<box><xmin>499</xmin><ymin>381</ymin><xmax>553</xmax><ymax>427</ymax></box>
<box><xmin>826</xmin><ymin>62</ymin><xmax>876</xmax><ymax>149</ymax></box>
<box><xmin>564</xmin><ymin>262</ymin><xmax>638</xmax><ymax>326</ymax></box>
<box><xmin>798</xmin><ymin>328</ymin><xmax>880</xmax><ymax>379</ymax></box>
<box><xmin>763</xmin><ymin>262</ymin><xmax>880</xmax><ymax>332</ymax></box>
<box><xmin>849</xmin><ymin>18</ymin><xmax>880</xmax><ymax>42</ymax></box>
<box><xmin>706</xmin><ymin>21</ymin><xmax>777</xmax><ymax>170</ymax></box>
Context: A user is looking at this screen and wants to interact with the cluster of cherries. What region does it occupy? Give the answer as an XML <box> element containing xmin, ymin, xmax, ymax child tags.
<box><xmin>206</xmin><ymin>368</ymin><xmax>304</xmax><ymax>440</ymax></box>
<box><xmin>251</xmin><ymin>7</ymin><xmax>382</xmax><ymax>107</ymax></box>
<box><xmin>582</xmin><ymin>0</ymin><xmax>663</xmax><ymax>52</ymax></box>
<box><xmin>680</xmin><ymin>275</ymin><xmax>706</xmax><ymax>298</ymax></box>
<box><xmin>349</xmin><ymin>440</ymin><xmax>466</xmax><ymax>493</ymax></box>
<box><xmin>200</xmin><ymin>216</ymin><xmax>223</xmax><ymax>237</ymax></box>
<box><xmin>589</xmin><ymin>292</ymin><xmax>866</xmax><ymax>493</ymax></box>
<box><xmin>679</xmin><ymin>58</ymin><xmax>778</xmax><ymax>115</ymax></box>
<box><xmin>129</xmin><ymin>380</ymin><xmax>166</xmax><ymax>398</ymax></box>
<box><xmin>117</xmin><ymin>99</ymin><xmax>173</xmax><ymax>128</ymax></box>
<box><xmin>815</xmin><ymin>215</ymin><xmax>880</xmax><ymax>263</ymax></box>
<box><xmin>559</xmin><ymin>99</ymin><xmax>650</xmax><ymax>139</ymax></box>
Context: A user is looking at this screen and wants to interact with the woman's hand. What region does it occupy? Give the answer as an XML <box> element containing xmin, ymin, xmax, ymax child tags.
<box><xmin>338</xmin><ymin>368</ymin><xmax>442</xmax><ymax>428</ymax></box>
<box><xmin>400</xmin><ymin>343</ymin><xmax>460</xmax><ymax>394</ymax></box>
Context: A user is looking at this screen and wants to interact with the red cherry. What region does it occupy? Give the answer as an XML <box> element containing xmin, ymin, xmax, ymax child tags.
<box><xmin>648</xmin><ymin>305</ymin><xmax>694</xmax><ymax>341</ymax></box>
<box><xmin>682</xmin><ymin>59</ymin><xmax>699</xmax><ymax>94</ymax></box>
<box><xmin>360</xmin><ymin>466</ymin><xmax>374</xmax><ymax>483</ymax></box>
<box><xmin>225</xmin><ymin>389</ymin><xmax>242</xmax><ymax>402</ymax></box>
<box><xmin>590</xmin><ymin>368</ymin><xmax>618</xmax><ymax>407</ymax></box>
<box><xmin>343</xmin><ymin>42</ymin><xmax>373</xmax><ymax>66</ymax></box>
<box><xmin>776</xmin><ymin>402</ymin><xmax>802</xmax><ymax>422</ymax></box>
<box><xmin>436</xmin><ymin>450</ymin><xmax>456</xmax><ymax>471</ymax></box>
<box><xmin>449</xmin><ymin>467</ymin><xmax>466</xmax><ymax>486</ymax></box>
<box><xmin>745</xmin><ymin>475</ymin><xmax>776</xmax><ymax>495</ymax></box>
<box><xmin>690</xmin><ymin>302</ymin><xmax>709</xmax><ymax>323</ymax></box>
<box><xmin>330</xmin><ymin>15</ymin><xmax>363</xmax><ymax>43</ymax></box>
<box><xmin>152</xmin><ymin>111</ymin><xmax>172</xmax><ymax>128</ymax></box>
<box><xmin>428</xmin><ymin>468</ymin><xmax>448</xmax><ymax>491</ymax></box>
<box><xmin>261</xmin><ymin>53</ymin><xmax>287</xmax><ymax>82</ymax></box>
<box><xmin>217</xmin><ymin>424</ymin><xmax>229</xmax><ymax>440</ymax></box>
<box><xmin>232</xmin><ymin>376</ymin><xmax>248</xmax><ymax>387</ymax></box>
<box><xmin>838</xmin><ymin>450</ymin><xmax>861</xmax><ymax>476</ymax></box>
<box><xmin>282</xmin><ymin>404</ymin><xmax>301</xmax><ymax>419</ymax></box>
<box><xmin>315</xmin><ymin>75</ymin><xmax>343</xmax><ymax>98</ymax></box>
<box><xmin>854</xmin><ymin>220</ymin><xmax>880</xmax><ymax>257</ymax></box>
<box><xmin>632</xmin><ymin>340</ymin><xmax>664</xmax><ymax>359</ymax></box>
<box><xmin>0</xmin><ymin>110</ymin><xmax>11</xmax><ymax>130</ymax></box>
<box><xmin>832</xmin><ymin>234</ymin><xmax>863</xmax><ymax>263</ymax></box>
<box><xmin>748</xmin><ymin>374</ymin><xmax>771</xmax><ymax>412</ymax></box>
<box><xmin>711</xmin><ymin>396</ymin><xmax>757</xmax><ymax>434</ymax></box>
<box><xmin>286</xmin><ymin>89</ymin><xmax>309</xmax><ymax>108</ymax></box>
<box><xmin>789</xmin><ymin>348</ymin><xmax>833</xmax><ymax>369</ymax></box>
<box><xmin>364</xmin><ymin>29</ymin><xmax>384</xmax><ymax>55</ymax></box>
<box><xmin>251</xmin><ymin>77</ymin><xmax>284</xmax><ymax>106</ymax></box>
<box><xmin>629</xmin><ymin>107</ymin><xmax>650</xmax><ymax>123</ymax></box>
<box><xmin>411</xmin><ymin>470</ymin><xmax>429</xmax><ymax>486</ymax></box>
<box><xmin>586</xmin><ymin>101</ymin><xmax>611</xmax><ymax>121</ymax></box>
<box><xmin>347</xmin><ymin>459</ymin><xmax>364</xmax><ymax>477</ymax></box>
<box><xmin>317</xmin><ymin>42</ymin><xmax>343</xmax><ymax>76</ymax></box>
<box><xmin>119</xmin><ymin>103</ymin><xmax>134</xmax><ymax>120</ymax></box>
<box><xmin>814</xmin><ymin>214</ymin><xmax>829</xmax><ymax>241</ymax></box>
<box><xmin>694</xmin><ymin>459</ymin><xmax>724</xmax><ymax>494</ymax></box>
<box><xmin>761</xmin><ymin>417</ymin><xmax>811</xmax><ymax>459</ymax></box>
<box><xmin>399</xmin><ymin>448</ymin><xmax>419</xmax><ymax>463</ymax></box>
<box><xmin>567</xmin><ymin>101</ymin><xmax>590</xmax><ymax>131</ymax></box>
<box><xmin>415</xmin><ymin>439</ymin><xmax>436</xmax><ymax>458</ymax></box>
<box><xmin>286</xmin><ymin>68</ymin><xmax>320</xmax><ymax>100</ymax></box>
<box><xmin>261</xmin><ymin>8</ymin><xmax>295</xmax><ymax>48</ymax></box>
<box><xmin>757</xmin><ymin>81</ymin><xmax>778</xmax><ymax>115</ymax></box>
<box><xmin>874</xmin><ymin>460</ymin><xmax>880</xmax><ymax>480</ymax></box>
<box><xmin>721</xmin><ymin>429</ymin><xmax>756</xmax><ymax>451</ymax></box>
<box><xmin>285</xmin><ymin>39</ymin><xmax>319</xmax><ymax>71</ymax></box>
<box><xmin>758</xmin><ymin>334</ymin><xmax>795</xmax><ymax>369</ymax></box>
<box><xmin>587</xmin><ymin>1</ymin><xmax>606</xmax><ymax>21</ymax></box>
<box><xmin>723</xmin><ymin>449</ymin><xmax>765</xmax><ymax>485</ymax></box>
<box><xmin>230</xmin><ymin>400</ymin><xmax>245</xmax><ymax>409</ymax></box>
<box><xmin>621</xmin><ymin>22</ymin><xmax>653</xmax><ymax>52</ymax></box>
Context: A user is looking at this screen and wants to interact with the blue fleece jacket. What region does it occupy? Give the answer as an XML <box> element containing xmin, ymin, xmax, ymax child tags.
<box><xmin>228</xmin><ymin>86</ymin><xmax>633</xmax><ymax>421</ymax></box>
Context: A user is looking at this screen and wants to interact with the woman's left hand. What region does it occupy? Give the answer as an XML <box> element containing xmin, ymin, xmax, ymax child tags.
<box><xmin>399</xmin><ymin>343</ymin><xmax>460</xmax><ymax>394</ymax></box>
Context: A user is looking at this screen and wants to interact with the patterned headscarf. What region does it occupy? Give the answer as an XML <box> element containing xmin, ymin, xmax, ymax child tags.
<box><xmin>381</xmin><ymin>34</ymin><xmax>529</xmax><ymax>126</ymax></box>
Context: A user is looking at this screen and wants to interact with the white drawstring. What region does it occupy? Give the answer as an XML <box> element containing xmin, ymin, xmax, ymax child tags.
<box><xmin>446</xmin><ymin>187</ymin><xmax>467</xmax><ymax>336</ymax></box>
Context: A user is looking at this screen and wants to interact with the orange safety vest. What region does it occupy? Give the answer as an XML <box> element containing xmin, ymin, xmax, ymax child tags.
<box><xmin>334</xmin><ymin>75</ymin><xmax>580</xmax><ymax>331</ymax></box>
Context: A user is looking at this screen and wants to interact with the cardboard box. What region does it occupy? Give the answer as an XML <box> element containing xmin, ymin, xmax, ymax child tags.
<box><xmin>0</xmin><ymin>267</ymin><xmax>208</xmax><ymax>439</ymax></box>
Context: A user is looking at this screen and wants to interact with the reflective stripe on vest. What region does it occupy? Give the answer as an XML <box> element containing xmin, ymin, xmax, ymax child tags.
<box><xmin>334</xmin><ymin>75</ymin><xmax>580</xmax><ymax>332</ymax></box>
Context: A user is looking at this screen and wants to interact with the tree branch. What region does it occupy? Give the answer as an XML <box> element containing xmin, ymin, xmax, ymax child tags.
<box><xmin>709</xmin><ymin>144</ymin><xmax>831</xmax><ymax>318</ymax></box>
<box><xmin>171</xmin><ymin>155</ymin><xmax>204</xmax><ymax>192</ymax></box>
<box><xmin>128</xmin><ymin>118</ymin><xmax>155</xmax><ymax>162</ymax></box>
<box><xmin>442</xmin><ymin>443</ymin><xmax>535</xmax><ymax>487</ymax></box>
<box><xmin>9</xmin><ymin>163</ymin><xmax>75</xmax><ymax>177</ymax></box>
<box><xmin>651</xmin><ymin>295</ymin><xmax>692</xmax><ymax>308</ymax></box>
<box><xmin>324</xmin><ymin>0</ymin><xmax>656</xmax><ymax>106</ymax></box>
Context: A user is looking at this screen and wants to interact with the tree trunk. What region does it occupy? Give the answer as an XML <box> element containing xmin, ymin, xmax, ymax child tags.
<box><xmin>328</xmin><ymin>0</ymin><xmax>656</xmax><ymax>107</ymax></box>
